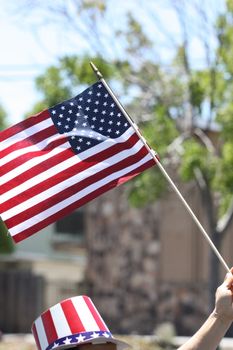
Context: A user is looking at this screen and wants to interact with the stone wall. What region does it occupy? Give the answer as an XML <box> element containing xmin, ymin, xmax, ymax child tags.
<box><xmin>85</xmin><ymin>187</ymin><xmax>160</xmax><ymax>334</ymax></box>
<box><xmin>83</xmin><ymin>181</ymin><xmax>233</xmax><ymax>336</ymax></box>
<box><xmin>156</xmin><ymin>282</ymin><xmax>209</xmax><ymax>336</ymax></box>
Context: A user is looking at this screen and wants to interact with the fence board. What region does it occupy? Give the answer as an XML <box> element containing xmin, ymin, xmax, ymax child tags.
<box><xmin>0</xmin><ymin>269</ymin><xmax>44</xmax><ymax>333</ymax></box>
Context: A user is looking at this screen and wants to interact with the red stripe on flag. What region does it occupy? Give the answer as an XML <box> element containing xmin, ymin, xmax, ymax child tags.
<box><xmin>4</xmin><ymin>144</ymin><xmax>149</xmax><ymax>227</ymax></box>
<box><xmin>0</xmin><ymin>137</ymin><xmax>68</xmax><ymax>176</ymax></box>
<box><xmin>83</xmin><ymin>296</ymin><xmax>108</xmax><ymax>331</ymax></box>
<box><xmin>0</xmin><ymin>110</ymin><xmax>50</xmax><ymax>142</ymax></box>
<box><xmin>32</xmin><ymin>323</ymin><xmax>42</xmax><ymax>350</ymax></box>
<box><xmin>11</xmin><ymin>159</ymin><xmax>155</xmax><ymax>243</ymax></box>
<box><xmin>0</xmin><ymin>133</ymin><xmax>139</xmax><ymax>211</ymax></box>
<box><xmin>0</xmin><ymin>80</ymin><xmax>158</xmax><ymax>245</ymax></box>
<box><xmin>41</xmin><ymin>310</ymin><xmax>58</xmax><ymax>345</ymax></box>
<box><xmin>61</xmin><ymin>299</ymin><xmax>86</xmax><ymax>334</ymax></box>
<box><xmin>0</xmin><ymin>146</ymin><xmax>74</xmax><ymax>194</ymax></box>
<box><xmin>0</xmin><ymin>124</ymin><xmax>57</xmax><ymax>159</ymax></box>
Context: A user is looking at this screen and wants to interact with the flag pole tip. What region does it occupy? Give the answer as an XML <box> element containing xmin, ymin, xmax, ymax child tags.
<box><xmin>90</xmin><ymin>61</ymin><xmax>103</xmax><ymax>80</ymax></box>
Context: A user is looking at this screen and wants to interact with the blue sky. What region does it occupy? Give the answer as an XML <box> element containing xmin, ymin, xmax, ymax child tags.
<box><xmin>0</xmin><ymin>0</ymin><xmax>225</xmax><ymax>126</ymax></box>
<box><xmin>0</xmin><ymin>1</ymin><xmax>90</xmax><ymax>125</ymax></box>
<box><xmin>0</xmin><ymin>0</ymin><xmax>143</xmax><ymax>125</ymax></box>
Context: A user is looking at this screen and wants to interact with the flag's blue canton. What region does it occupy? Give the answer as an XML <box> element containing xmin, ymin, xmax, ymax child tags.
<box><xmin>49</xmin><ymin>82</ymin><xmax>130</xmax><ymax>155</ymax></box>
<box><xmin>47</xmin><ymin>330</ymin><xmax>113</xmax><ymax>349</ymax></box>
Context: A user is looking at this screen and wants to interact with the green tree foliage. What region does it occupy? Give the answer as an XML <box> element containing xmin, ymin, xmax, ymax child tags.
<box><xmin>128</xmin><ymin>109</ymin><xmax>179</xmax><ymax>207</ymax></box>
<box><xmin>0</xmin><ymin>104</ymin><xmax>7</xmax><ymax>129</ymax></box>
<box><xmin>22</xmin><ymin>0</ymin><xmax>233</xmax><ymax>305</ymax></box>
<box><xmin>117</xmin><ymin>2</ymin><xmax>233</xmax><ymax>304</ymax></box>
<box><xmin>28</xmin><ymin>56</ymin><xmax>116</xmax><ymax>115</ymax></box>
<box><xmin>0</xmin><ymin>220</ymin><xmax>14</xmax><ymax>254</ymax></box>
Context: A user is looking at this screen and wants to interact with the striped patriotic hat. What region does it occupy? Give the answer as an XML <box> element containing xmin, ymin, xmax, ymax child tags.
<box><xmin>32</xmin><ymin>295</ymin><xmax>130</xmax><ymax>350</ymax></box>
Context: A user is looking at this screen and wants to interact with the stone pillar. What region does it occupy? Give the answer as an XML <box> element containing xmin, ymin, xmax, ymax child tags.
<box><xmin>85</xmin><ymin>187</ymin><xmax>160</xmax><ymax>334</ymax></box>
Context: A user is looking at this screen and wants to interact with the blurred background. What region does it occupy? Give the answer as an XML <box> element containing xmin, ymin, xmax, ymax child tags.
<box><xmin>1</xmin><ymin>0</ymin><xmax>233</xmax><ymax>348</ymax></box>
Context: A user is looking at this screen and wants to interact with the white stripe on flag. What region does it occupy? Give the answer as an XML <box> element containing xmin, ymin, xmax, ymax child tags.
<box><xmin>0</xmin><ymin>133</ymin><xmax>58</xmax><ymax>166</ymax></box>
<box><xmin>50</xmin><ymin>303</ymin><xmax>71</xmax><ymax>339</ymax></box>
<box><xmin>72</xmin><ymin>296</ymin><xmax>99</xmax><ymax>331</ymax></box>
<box><xmin>1</xmin><ymin>152</ymin><xmax>79</xmax><ymax>203</ymax></box>
<box><xmin>34</xmin><ymin>316</ymin><xmax>49</xmax><ymax>350</ymax></box>
<box><xmin>0</xmin><ymin>129</ymin><xmax>137</xmax><ymax>206</ymax></box>
<box><xmin>1</xmin><ymin>141</ymin><xmax>70</xmax><ymax>185</ymax></box>
<box><xmin>2</xmin><ymin>138</ymin><xmax>144</xmax><ymax>217</ymax></box>
<box><xmin>1</xmin><ymin>126</ymin><xmax>135</xmax><ymax>170</ymax></box>
<box><xmin>0</xmin><ymin>118</ymin><xmax>53</xmax><ymax>151</ymax></box>
<box><xmin>9</xmin><ymin>153</ymin><xmax>152</xmax><ymax>236</ymax></box>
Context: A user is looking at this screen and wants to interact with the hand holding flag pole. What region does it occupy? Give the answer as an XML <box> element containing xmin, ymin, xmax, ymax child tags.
<box><xmin>90</xmin><ymin>61</ymin><xmax>230</xmax><ymax>273</ymax></box>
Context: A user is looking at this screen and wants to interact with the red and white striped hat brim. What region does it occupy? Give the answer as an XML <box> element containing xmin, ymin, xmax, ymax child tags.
<box><xmin>32</xmin><ymin>295</ymin><xmax>129</xmax><ymax>350</ymax></box>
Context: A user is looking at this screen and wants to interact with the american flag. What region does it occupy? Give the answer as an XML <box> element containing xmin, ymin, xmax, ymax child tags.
<box><xmin>0</xmin><ymin>81</ymin><xmax>157</xmax><ymax>243</ymax></box>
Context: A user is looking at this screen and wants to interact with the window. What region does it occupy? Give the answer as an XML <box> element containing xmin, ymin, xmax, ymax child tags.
<box><xmin>54</xmin><ymin>209</ymin><xmax>85</xmax><ymax>243</ymax></box>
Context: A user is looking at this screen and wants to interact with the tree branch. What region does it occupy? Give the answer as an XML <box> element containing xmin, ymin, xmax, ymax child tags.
<box><xmin>217</xmin><ymin>196</ymin><xmax>233</xmax><ymax>236</ymax></box>
<box><xmin>193</xmin><ymin>168</ymin><xmax>217</xmax><ymax>232</ymax></box>
<box><xmin>193</xmin><ymin>128</ymin><xmax>216</xmax><ymax>154</ymax></box>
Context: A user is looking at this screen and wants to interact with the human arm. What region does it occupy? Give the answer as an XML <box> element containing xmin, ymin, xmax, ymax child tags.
<box><xmin>177</xmin><ymin>268</ymin><xmax>233</xmax><ymax>350</ymax></box>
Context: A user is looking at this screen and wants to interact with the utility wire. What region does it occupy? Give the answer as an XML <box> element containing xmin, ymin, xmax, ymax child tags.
<box><xmin>0</xmin><ymin>64</ymin><xmax>47</xmax><ymax>70</ymax></box>
<box><xmin>0</xmin><ymin>64</ymin><xmax>48</xmax><ymax>81</ymax></box>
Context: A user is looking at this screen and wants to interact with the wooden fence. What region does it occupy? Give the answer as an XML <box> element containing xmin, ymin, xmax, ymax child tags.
<box><xmin>0</xmin><ymin>269</ymin><xmax>44</xmax><ymax>333</ymax></box>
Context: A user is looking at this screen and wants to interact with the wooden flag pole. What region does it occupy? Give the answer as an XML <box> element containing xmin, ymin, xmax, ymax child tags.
<box><xmin>90</xmin><ymin>61</ymin><xmax>230</xmax><ymax>273</ymax></box>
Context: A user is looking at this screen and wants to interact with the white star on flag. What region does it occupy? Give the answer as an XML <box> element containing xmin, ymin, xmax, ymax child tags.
<box><xmin>0</xmin><ymin>80</ymin><xmax>157</xmax><ymax>243</ymax></box>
